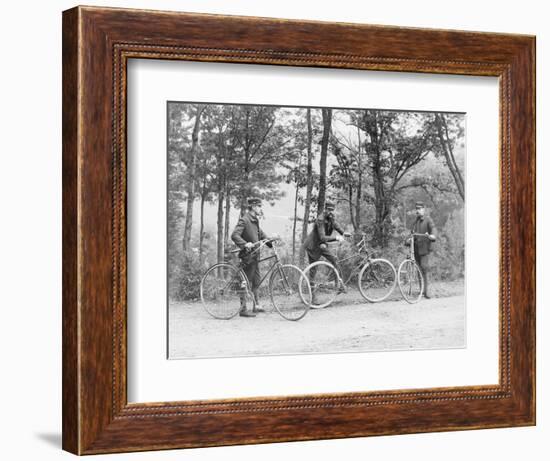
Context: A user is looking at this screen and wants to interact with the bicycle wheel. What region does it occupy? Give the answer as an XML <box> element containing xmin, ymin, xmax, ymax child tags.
<box><xmin>200</xmin><ymin>263</ymin><xmax>249</xmax><ymax>319</ymax></box>
<box><xmin>269</xmin><ymin>264</ymin><xmax>311</xmax><ymax>321</ymax></box>
<box><xmin>302</xmin><ymin>261</ymin><xmax>339</xmax><ymax>309</ymax></box>
<box><xmin>358</xmin><ymin>258</ymin><xmax>397</xmax><ymax>302</ymax></box>
<box><xmin>397</xmin><ymin>259</ymin><xmax>424</xmax><ymax>304</ymax></box>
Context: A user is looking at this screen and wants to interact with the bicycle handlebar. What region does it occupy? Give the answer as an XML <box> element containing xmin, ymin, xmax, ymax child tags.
<box><xmin>230</xmin><ymin>238</ymin><xmax>280</xmax><ymax>255</ymax></box>
<box><xmin>340</xmin><ymin>233</ymin><xmax>364</xmax><ymax>243</ymax></box>
<box><xmin>409</xmin><ymin>232</ymin><xmax>434</xmax><ymax>239</ymax></box>
<box><xmin>406</xmin><ymin>233</ymin><xmax>435</xmax><ymax>244</ymax></box>
<box><xmin>329</xmin><ymin>233</ymin><xmax>369</xmax><ymax>253</ymax></box>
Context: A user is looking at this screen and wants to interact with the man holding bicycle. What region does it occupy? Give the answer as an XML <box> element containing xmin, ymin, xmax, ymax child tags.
<box><xmin>303</xmin><ymin>201</ymin><xmax>350</xmax><ymax>303</ymax></box>
<box><xmin>231</xmin><ymin>197</ymin><xmax>274</xmax><ymax>317</ymax></box>
<box><xmin>410</xmin><ymin>201</ymin><xmax>436</xmax><ymax>298</ymax></box>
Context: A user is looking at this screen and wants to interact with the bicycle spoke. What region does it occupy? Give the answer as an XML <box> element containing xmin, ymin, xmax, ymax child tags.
<box><xmin>359</xmin><ymin>259</ymin><xmax>396</xmax><ymax>302</ymax></box>
<box><xmin>398</xmin><ymin>260</ymin><xmax>423</xmax><ymax>304</ymax></box>
<box><xmin>269</xmin><ymin>265</ymin><xmax>310</xmax><ymax>321</ymax></box>
<box><xmin>200</xmin><ymin>264</ymin><xmax>248</xmax><ymax>319</ymax></box>
<box><xmin>303</xmin><ymin>261</ymin><xmax>339</xmax><ymax>309</ymax></box>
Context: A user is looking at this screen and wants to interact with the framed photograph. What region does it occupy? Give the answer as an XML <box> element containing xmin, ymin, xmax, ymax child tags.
<box><xmin>62</xmin><ymin>5</ymin><xmax>535</xmax><ymax>455</ymax></box>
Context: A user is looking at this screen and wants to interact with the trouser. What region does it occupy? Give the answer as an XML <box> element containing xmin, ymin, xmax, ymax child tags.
<box><xmin>414</xmin><ymin>249</ymin><xmax>430</xmax><ymax>296</ymax></box>
<box><xmin>306</xmin><ymin>247</ymin><xmax>341</xmax><ymax>284</ymax></box>
<box><xmin>240</xmin><ymin>254</ymin><xmax>260</xmax><ymax>308</ymax></box>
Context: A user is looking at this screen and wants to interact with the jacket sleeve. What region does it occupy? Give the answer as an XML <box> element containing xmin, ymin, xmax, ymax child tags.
<box><xmin>333</xmin><ymin>219</ymin><xmax>345</xmax><ymax>236</ymax></box>
<box><xmin>259</xmin><ymin>226</ymin><xmax>273</xmax><ymax>248</ymax></box>
<box><xmin>317</xmin><ymin>217</ymin><xmax>337</xmax><ymax>244</ymax></box>
<box><xmin>231</xmin><ymin>217</ymin><xmax>248</xmax><ymax>249</ymax></box>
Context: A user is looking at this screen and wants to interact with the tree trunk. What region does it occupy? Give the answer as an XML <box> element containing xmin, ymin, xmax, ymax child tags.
<box><xmin>217</xmin><ymin>189</ymin><xmax>225</xmax><ymax>264</ymax></box>
<box><xmin>372</xmin><ymin>165</ymin><xmax>389</xmax><ymax>247</ymax></box>
<box><xmin>317</xmin><ymin>108</ymin><xmax>332</xmax><ymax>212</ymax></box>
<box><xmin>216</xmin><ymin>126</ymin><xmax>226</xmax><ymax>266</ymax></box>
<box><xmin>199</xmin><ymin>189</ymin><xmax>206</xmax><ymax>264</ymax></box>
<box><xmin>364</xmin><ymin>111</ymin><xmax>389</xmax><ymax>247</ymax></box>
<box><xmin>224</xmin><ymin>186</ymin><xmax>231</xmax><ymax>245</ymax></box>
<box><xmin>240</xmin><ymin>150</ymin><xmax>251</xmax><ymax>216</ymax></box>
<box><xmin>292</xmin><ymin>185</ymin><xmax>299</xmax><ymax>264</ymax></box>
<box><xmin>373</xmin><ymin>195</ymin><xmax>389</xmax><ymax>247</ymax></box>
<box><xmin>182</xmin><ymin>105</ymin><xmax>204</xmax><ymax>253</ymax></box>
<box><xmin>435</xmin><ymin>113</ymin><xmax>465</xmax><ymax>201</ymax></box>
<box><xmin>348</xmin><ymin>185</ymin><xmax>356</xmax><ymax>231</ymax></box>
<box><xmin>299</xmin><ymin>108</ymin><xmax>314</xmax><ymax>265</ymax></box>
<box><xmin>355</xmin><ymin>124</ymin><xmax>362</xmax><ymax>233</ymax></box>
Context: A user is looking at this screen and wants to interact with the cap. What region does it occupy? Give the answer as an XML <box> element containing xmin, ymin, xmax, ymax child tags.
<box><xmin>247</xmin><ymin>197</ymin><xmax>262</xmax><ymax>206</ymax></box>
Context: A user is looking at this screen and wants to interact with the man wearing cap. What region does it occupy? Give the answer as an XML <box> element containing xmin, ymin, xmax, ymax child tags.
<box><xmin>410</xmin><ymin>201</ymin><xmax>436</xmax><ymax>299</ymax></box>
<box><xmin>231</xmin><ymin>197</ymin><xmax>273</xmax><ymax>317</ymax></box>
<box><xmin>303</xmin><ymin>201</ymin><xmax>350</xmax><ymax>304</ymax></box>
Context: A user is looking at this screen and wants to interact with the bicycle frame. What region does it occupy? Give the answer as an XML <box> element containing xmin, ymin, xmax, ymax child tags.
<box><xmin>337</xmin><ymin>253</ymin><xmax>370</xmax><ymax>285</ymax></box>
<box><xmin>235</xmin><ymin>240</ymin><xmax>287</xmax><ymax>291</ymax></box>
<box><xmin>406</xmin><ymin>233</ymin><xmax>429</xmax><ymax>262</ymax></box>
<box><xmin>330</xmin><ymin>234</ymin><xmax>371</xmax><ymax>285</ymax></box>
<box><xmin>405</xmin><ymin>235</ymin><xmax>415</xmax><ymax>261</ymax></box>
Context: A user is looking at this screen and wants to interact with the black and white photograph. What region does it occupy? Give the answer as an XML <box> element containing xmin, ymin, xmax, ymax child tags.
<box><xmin>167</xmin><ymin>102</ymin><xmax>466</xmax><ymax>359</ymax></box>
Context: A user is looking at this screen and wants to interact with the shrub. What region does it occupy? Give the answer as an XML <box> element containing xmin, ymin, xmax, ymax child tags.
<box><xmin>169</xmin><ymin>252</ymin><xmax>204</xmax><ymax>301</ymax></box>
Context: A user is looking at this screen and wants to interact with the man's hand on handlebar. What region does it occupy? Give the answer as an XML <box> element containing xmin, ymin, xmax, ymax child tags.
<box><xmin>244</xmin><ymin>237</ymin><xmax>278</xmax><ymax>252</ymax></box>
<box><xmin>425</xmin><ymin>232</ymin><xmax>436</xmax><ymax>242</ymax></box>
<box><xmin>336</xmin><ymin>232</ymin><xmax>352</xmax><ymax>242</ymax></box>
<box><xmin>409</xmin><ymin>232</ymin><xmax>436</xmax><ymax>242</ymax></box>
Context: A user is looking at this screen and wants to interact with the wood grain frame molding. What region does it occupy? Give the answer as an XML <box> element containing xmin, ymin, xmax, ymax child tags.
<box><xmin>62</xmin><ymin>6</ymin><xmax>535</xmax><ymax>454</ymax></box>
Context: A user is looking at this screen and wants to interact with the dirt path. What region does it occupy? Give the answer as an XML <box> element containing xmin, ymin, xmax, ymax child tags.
<box><xmin>168</xmin><ymin>292</ymin><xmax>465</xmax><ymax>359</ymax></box>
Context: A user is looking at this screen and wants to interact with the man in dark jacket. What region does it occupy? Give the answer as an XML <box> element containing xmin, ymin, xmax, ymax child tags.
<box><xmin>410</xmin><ymin>201</ymin><xmax>436</xmax><ymax>298</ymax></box>
<box><xmin>231</xmin><ymin>197</ymin><xmax>273</xmax><ymax>317</ymax></box>
<box><xmin>303</xmin><ymin>201</ymin><xmax>349</xmax><ymax>303</ymax></box>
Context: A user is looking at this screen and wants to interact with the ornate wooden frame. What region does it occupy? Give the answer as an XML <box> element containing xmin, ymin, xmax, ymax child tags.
<box><xmin>62</xmin><ymin>5</ymin><xmax>535</xmax><ymax>455</ymax></box>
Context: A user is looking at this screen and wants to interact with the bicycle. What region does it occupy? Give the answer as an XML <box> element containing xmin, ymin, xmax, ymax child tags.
<box><xmin>301</xmin><ymin>233</ymin><xmax>397</xmax><ymax>309</ymax></box>
<box><xmin>397</xmin><ymin>233</ymin><xmax>427</xmax><ymax>304</ymax></box>
<box><xmin>200</xmin><ymin>238</ymin><xmax>312</xmax><ymax>321</ymax></box>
